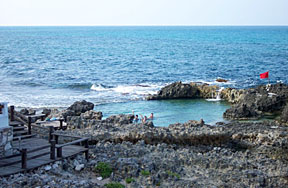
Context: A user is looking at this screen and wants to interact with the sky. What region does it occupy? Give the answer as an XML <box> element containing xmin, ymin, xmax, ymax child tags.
<box><xmin>0</xmin><ymin>0</ymin><xmax>287</xmax><ymax>26</ymax></box>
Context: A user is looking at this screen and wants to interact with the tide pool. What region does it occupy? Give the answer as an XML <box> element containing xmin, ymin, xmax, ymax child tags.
<box><xmin>94</xmin><ymin>99</ymin><xmax>231</xmax><ymax>126</ymax></box>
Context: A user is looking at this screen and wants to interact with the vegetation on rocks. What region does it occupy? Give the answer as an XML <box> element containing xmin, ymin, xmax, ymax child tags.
<box><xmin>141</xmin><ymin>170</ymin><xmax>150</xmax><ymax>176</ymax></box>
<box><xmin>125</xmin><ymin>177</ymin><xmax>135</xmax><ymax>184</ymax></box>
<box><xmin>167</xmin><ymin>170</ymin><xmax>181</xmax><ymax>179</ymax></box>
<box><xmin>95</xmin><ymin>162</ymin><xmax>113</xmax><ymax>179</ymax></box>
<box><xmin>104</xmin><ymin>182</ymin><xmax>125</xmax><ymax>188</ymax></box>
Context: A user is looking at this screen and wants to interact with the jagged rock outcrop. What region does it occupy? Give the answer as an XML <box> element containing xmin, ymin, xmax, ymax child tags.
<box><xmin>146</xmin><ymin>82</ymin><xmax>201</xmax><ymax>100</ymax></box>
<box><xmin>41</xmin><ymin>108</ymin><xmax>52</xmax><ymax>117</ymax></box>
<box><xmin>62</xmin><ymin>100</ymin><xmax>94</xmax><ymax>121</ymax></box>
<box><xmin>279</xmin><ymin>104</ymin><xmax>288</xmax><ymax>125</ymax></box>
<box><xmin>105</xmin><ymin>114</ymin><xmax>134</xmax><ymax>125</ymax></box>
<box><xmin>60</xmin><ymin>116</ymin><xmax>230</xmax><ymax>146</ymax></box>
<box><xmin>20</xmin><ymin>108</ymin><xmax>36</xmax><ymax>115</ymax></box>
<box><xmin>190</xmin><ymin>83</ymin><xmax>219</xmax><ymax>99</ymax></box>
<box><xmin>221</xmin><ymin>88</ymin><xmax>245</xmax><ymax>103</ymax></box>
<box><xmin>224</xmin><ymin>83</ymin><xmax>288</xmax><ymax>120</ymax></box>
<box><xmin>66</xmin><ymin>110</ymin><xmax>103</xmax><ymax>129</ymax></box>
<box><xmin>67</xmin><ymin>100</ymin><xmax>94</xmax><ymax>116</ymax></box>
<box><xmin>147</xmin><ymin>81</ymin><xmax>246</xmax><ymax>102</ymax></box>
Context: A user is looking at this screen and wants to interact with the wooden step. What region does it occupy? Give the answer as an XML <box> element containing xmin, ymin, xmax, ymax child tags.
<box><xmin>9</xmin><ymin>121</ymin><xmax>24</xmax><ymax>127</ymax></box>
<box><xmin>13</xmin><ymin>134</ymin><xmax>37</xmax><ymax>141</ymax></box>
<box><xmin>13</xmin><ymin>126</ymin><xmax>26</xmax><ymax>131</ymax></box>
<box><xmin>13</xmin><ymin>130</ymin><xmax>28</xmax><ymax>136</ymax></box>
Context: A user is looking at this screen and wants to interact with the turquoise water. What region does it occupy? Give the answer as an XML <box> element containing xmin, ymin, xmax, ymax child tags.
<box><xmin>0</xmin><ymin>26</ymin><xmax>287</xmax><ymax>125</ymax></box>
<box><xmin>95</xmin><ymin>99</ymin><xmax>230</xmax><ymax>126</ymax></box>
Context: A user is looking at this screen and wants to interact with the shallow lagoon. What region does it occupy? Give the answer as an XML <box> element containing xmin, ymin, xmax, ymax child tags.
<box><xmin>95</xmin><ymin>99</ymin><xmax>231</xmax><ymax>127</ymax></box>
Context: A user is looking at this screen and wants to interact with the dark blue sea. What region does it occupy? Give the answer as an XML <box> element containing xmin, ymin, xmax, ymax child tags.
<box><xmin>0</xmin><ymin>26</ymin><xmax>287</xmax><ymax>126</ymax></box>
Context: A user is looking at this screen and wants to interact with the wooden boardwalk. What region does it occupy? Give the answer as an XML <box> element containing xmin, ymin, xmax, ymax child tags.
<box><xmin>0</xmin><ymin>106</ymin><xmax>89</xmax><ymax>177</ymax></box>
<box><xmin>0</xmin><ymin>137</ymin><xmax>88</xmax><ymax>177</ymax></box>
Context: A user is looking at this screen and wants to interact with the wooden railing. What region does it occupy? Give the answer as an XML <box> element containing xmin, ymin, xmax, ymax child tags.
<box><xmin>9</xmin><ymin>105</ymin><xmax>65</xmax><ymax>136</ymax></box>
<box><xmin>52</xmin><ymin>133</ymin><xmax>89</xmax><ymax>160</ymax></box>
<box><xmin>0</xmin><ymin>141</ymin><xmax>55</xmax><ymax>169</ymax></box>
<box><xmin>4</xmin><ymin>106</ymin><xmax>89</xmax><ymax>169</ymax></box>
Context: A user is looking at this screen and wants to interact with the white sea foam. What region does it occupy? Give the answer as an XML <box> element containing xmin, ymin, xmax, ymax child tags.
<box><xmin>191</xmin><ymin>79</ymin><xmax>236</xmax><ymax>86</ymax></box>
<box><xmin>90</xmin><ymin>84</ymin><xmax>109</xmax><ymax>91</ymax></box>
<box><xmin>91</xmin><ymin>83</ymin><xmax>162</xmax><ymax>96</ymax></box>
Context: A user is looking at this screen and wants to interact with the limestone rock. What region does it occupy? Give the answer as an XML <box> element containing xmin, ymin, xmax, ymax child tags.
<box><xmin>75</xmin><ymin>164</ymin><xmax>84</xmax><ymax>171</ymax></box>
<box><xmin>279</xmin><ymin>103</ymin><xmax>288</xmax><ymax>124</ymax></box>
<box><xmin>67</xmin><ymin>100</ymin><xmax>94</xmax><ymax>116</ymax></box>
<box><xmin>44</xmin><ymin>165</ymin><xmax>52</xmax><ymax>171</ymax></box>
<box><xmin>147</xmin><ymin>81</ymin><xmax>201</xmax><ymax>100</ymax></box>
<box><xmin>42</xmin><ymin>108</ymin><xmax>52</xmax><ymax>117</ymax></box>
<box><xmin>105</xmin><ymin>114</ymin><xmax>134</xmax><ymax>125</ymax></box>
<box><xmin>224</xmin><ymin>83</ymin><xmax>288</xmax><ymax>120</ymax></box>
<box><xmin>81</xmin><ymin>110</ymin><xmax>102</xmax><ymax>120</ymax></box>
<box><xmin>20</xmin><ymin>108</ymin><xmax>36</xmax><ymax>115</ymax></box>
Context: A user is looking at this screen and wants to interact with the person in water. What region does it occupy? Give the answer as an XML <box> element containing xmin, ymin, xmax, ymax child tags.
<box><xmin>132</xmin><ymin>110</ymin><xmax>139</xmax><ymax>123</ymax></box>
<box><xmin>149</xmin><ymin>113</ymin><xmax>154</xmax><ymax>120</ymax></box>
<box><xmin>134</xmin><ymin>114</ymin><xmax>139</xmax><ymax>123</ymax></box>
<box><xmin>140</xmin><ymin>114</ymin><xmax>147</xmax><ymax>123</ymax></box>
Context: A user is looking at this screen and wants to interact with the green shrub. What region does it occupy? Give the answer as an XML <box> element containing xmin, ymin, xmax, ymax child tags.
<box><xmin>141</xmin><ymin>170</ymin><xmax>150</xmax><ymax>176</ymax></box>
<box><xmin>95</xmin><ymin>162</ymin><xmax>112</xmax><ymax>179</ymax></box>
<box><xmin>125</xmin><ymin>177</ymin><xmax>135</xmax><ymax>184</ymax></box>
<box><xmin>104</xmin><ymin>182</ymin><xmax>125</xmax><ymax>188</ymax></box>
<box><xmin>167</xmin><ymin>170</ymin><xmax>180</xmax><ymax>179</ymax></box>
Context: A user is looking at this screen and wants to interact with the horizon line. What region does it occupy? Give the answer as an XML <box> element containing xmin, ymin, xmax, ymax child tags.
<box><xmin>0</xmin><ymin>24</ymin><xmax>288</xmax><ymax>27</ymax></box>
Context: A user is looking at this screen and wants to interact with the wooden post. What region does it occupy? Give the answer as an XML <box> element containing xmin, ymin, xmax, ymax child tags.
<box><xmin>28</xmin><ymin>116</ymin><xmax>32</xmax><ymax>135</ymax></box>
<box><xmin>50</xmin><ymin>140</ymin><xmax>56</xmax><ymax>160</ymax></box>
<box><xmin>59</xmin><ymin>119</ymin><xmax>63</xmax><ymax>130</ymax></box>
<box><xmin>54</xmin><ymin>135</ymin><xmax>59</xmax><ymax>144</ymax></box>
<box><xmin>10</xmin><ymin>105</ymin><xmax>15</xmax><ymax>121</ymax></box>
<box><xmin>84</xmin><ymin>139</ymin><xmax>89</xmax><ymax>161</ymax></box>
<box><xmin>57</xmin><ymin>147</ymin><xmax>62</xmax><ymax>158</ymax></box>
<box><xmin>21</xmin><ymin>148</ymin><xmax>27</xmax><ymax>169</ymax></box>
<box><xmin>48</xmin><ymin>126</ymin><xmax>54</xmax><ymax>143</ymax></box>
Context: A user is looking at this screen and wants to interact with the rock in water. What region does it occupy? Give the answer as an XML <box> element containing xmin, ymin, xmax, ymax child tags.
<box><xmin>216</xmin><ymin>78</ymin><xmax>228</xmax><ymax>82</ymax></box>
<box><xmin>67</xmin><ymin>100</ymin><xmax>94</xmax><ymax>116</ymax></box>
<box><xmin>147</xmin><ymin>81</ymin><xmax>201</xmax><ymax>100</ymax></box>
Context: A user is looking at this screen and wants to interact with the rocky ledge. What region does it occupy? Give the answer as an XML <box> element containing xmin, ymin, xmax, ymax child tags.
<box><xmin>223</xmin><ymin>83</ymin><xmax>288</xmax><ymax>121</ymax></box>
<box><xmin>55</xmin><ymin>109</ymin><xmax>288</xmax><ymax>187</ymax></box>
<box><xmin>146</xmin><ymin>81</ymin><xmax>244</xmax><ymax>103</ymax></box>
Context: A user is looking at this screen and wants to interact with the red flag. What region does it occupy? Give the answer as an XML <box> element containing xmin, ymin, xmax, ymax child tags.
<box><xmin>260</xmin><ymin>71</ymin><xmax>269</xmax><ymax>79</ymax></box>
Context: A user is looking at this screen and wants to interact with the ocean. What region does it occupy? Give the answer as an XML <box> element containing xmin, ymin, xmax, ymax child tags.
<box><xmin>0</xmin><ymin>26</ymin><xmax>287</xmax><ymax>126</ymax></box>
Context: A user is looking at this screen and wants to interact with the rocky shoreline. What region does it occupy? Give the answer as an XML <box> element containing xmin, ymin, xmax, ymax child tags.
<box><xmin>147</xmin><ymin>82</ymin><xmax>288</xmax><ymax>124</ymax></box>
<box><xmin>2</xmin><ymin>82</ymin><xmax>288</xmax><ymax>187</ymax></box>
